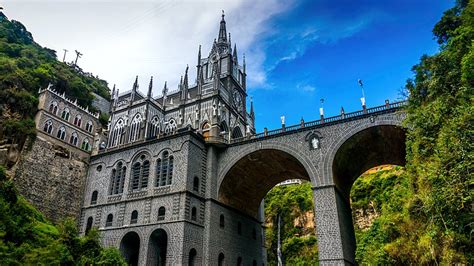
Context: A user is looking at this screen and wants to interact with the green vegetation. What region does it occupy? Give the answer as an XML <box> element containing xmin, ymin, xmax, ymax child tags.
<box><xmin>265</xmin><ymin>1</ymin><xmax>473</xmax><ymax>264</ymax></box>
<box><xmin>264</xmin><ymin>182</ymin><xmax>318</xmax><ymax>265</ymax></box>
<box><xmin>0</xmin><ymin>11</ymin><xmax>110</xmax><ymax>145</ymax></box>
<box><xmin>0</xmin><ymin>165</ymin><xmax>126</xmax><ymax>265</ymax></box>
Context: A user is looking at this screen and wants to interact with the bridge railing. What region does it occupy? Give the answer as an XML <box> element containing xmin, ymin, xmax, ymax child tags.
<box><xmin>229</xmin><ymin>101</ymin><xmax>406</xmax><ymax>144</ymax></box>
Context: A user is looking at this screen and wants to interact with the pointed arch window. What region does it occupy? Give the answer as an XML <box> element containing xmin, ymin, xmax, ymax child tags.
<box><xmin>109</xmin><ymin>118</ymin><xmax>125</xmax><ymax>147</ymax></box>
<box><xmin>74</xmin><ymin>115</ymin><xmax>82</xmax><ymax>127</ymax></box>
<box><xmin>48</xmin><ymin>101</ymin><xmax>58</xmax><ymax>115</ymax></box>
<box><xmin>56</xmin><ymin>126</ymin><xmax>66</xmax><ymax>140</ymax></box>
<box><xmin>193</xmin><ymin>176</ymin><xmax>199</xmax><ymax>192</ymax></box>
<box><xmin>43</xmin><ymin>120</ymin><xmax>53</xmax><ymax>135</ymax></box>
<box><xmin>110</xmin><ymin>162</ymin><xmax>126</xmax><ymax>195</ymax></box>
<box><xmin>70</xmin><ymin>132</ymin><xmax>78</xmax><ymax>146</ymax></box>
<box><xmin>90</xmin><ymin>190</ymin><xmax>98</xmax><ymax>205</ymax></box>
<box><xmin>130</xmin><ymin>154</ymin><xmax>150</xmax><ymax>191</ymax></box>
<box><xmin>105</xmin><ymin>214</ymin><xmax>113</xmax><ymax>227</ymax></box>
<box><xmin>129</xmin><ymin>113</ymin><xmax>143</xmax><ymax>142</ymax></box>
<box><xmin>164</xmin><ymin>118</ymin><xmax>177</xmax><ymax>134</ymax></box>
<box><xmin>130</xmin><ymin>210</ymin><xmax>138</xmax><ymax>224</ymax></box>
<box><xmin>85</xmin><ymin>121</ymin><xmax>93</xmax><ymax>133</ymax></box>
<box><xmin>158</xmin><ymin>206</ymin><xmax>166</xmax><ymax>221</ymax></box>
<box><xmin>81</xmin><ymin>138</ymin><xmax>91</xmax><ymax>151</ymax></box>
<box><xmin>148</xmin><ymin>115</ymin><xmax>160</xmax><ymax>138</ymax></box>
<box><xmin>61</xmin><ymin>108</ymin><xmax>70</xmax><ymax>121</ymax></box>
<box><xmin>232</xmin><ymin>126</ymin><xmax>243</xmax><ymax>139</ymax></box>
<box><xmin>155</xmin><ymin>151</ymin><xmax>174</xmax><ymax>187</ymax></box>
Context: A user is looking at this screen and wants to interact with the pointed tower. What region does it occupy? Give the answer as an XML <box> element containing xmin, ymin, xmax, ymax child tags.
<box><xmin>162</xmin><ymin>81</ymin><xmax>168</xmax><ymax>110</ymax></box>
<box><xmin>131</xmin><ymin>75</ymin><xmax>138</xmax><ymax>103</ymax></box>
<box><xmin>233</xmin><ymin>43</ymin><xmax>238</xmax><ymax>65</ymax></box>
<box><xmin>196</xmin><ymin>45</ymin><xmax>204</xmax><ymax>97</ymax></box>
<box><xmin>181</xmin><ymin>66</ymin><xmax>189</xmax><ymax>101</ymax></box>
<box><xmin>218</xmin><ymin>10</ymin><xmax>227</xmax><ymax>43</ymax></box>
<box><xmin>147</xmin><ymin>76</ymin><xmax>153</xmax><ymax>99</ymax></box>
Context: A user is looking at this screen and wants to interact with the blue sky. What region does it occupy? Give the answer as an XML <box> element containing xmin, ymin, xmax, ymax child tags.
<box><xmin>4</xmin><ymin>0</ymin><xmax>453</xmax><ymax>132</ymax></box>
<box><xmin>248</xmin><ymin>0</ymin><xmax>452</xmax><ymax>130</ymax></box>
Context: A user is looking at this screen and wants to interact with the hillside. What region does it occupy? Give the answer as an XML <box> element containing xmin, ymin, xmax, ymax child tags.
<box><xmin>264</xmin><ymin>1</ymin><xmax>473</xmax><ymax>264</ymax></box>
<box><xmin>0</xmin><ymin>165</ymin><xmax>126</xmax><ymax>265</ymax></box>
<box><xmin>0</xmin><ymin>11</ymin><xmax>110</xmax><ymax>147</ymax></box>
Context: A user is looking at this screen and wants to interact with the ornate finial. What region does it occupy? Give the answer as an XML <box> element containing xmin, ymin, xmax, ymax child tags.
<box><xmin>147</xmin><ymin>76</ymin><xmax>153</xmax><ymax>98</ymax></box>
<box><xmin>222</xmin><ymin>10</ymin><xmax>225</xmax><ymax>19</ymax></box>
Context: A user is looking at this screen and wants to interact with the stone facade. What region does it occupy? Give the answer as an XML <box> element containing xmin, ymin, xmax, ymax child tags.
<box><xmin>78</xmin><ymin>12</ymin><xmax>407</xmax><ymax>266</ymax></box>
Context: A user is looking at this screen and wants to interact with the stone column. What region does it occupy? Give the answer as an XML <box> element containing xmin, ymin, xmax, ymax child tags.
<box><xmin>313</xmin><ymin>185</ymin><xmax>356</xmax><ymax>265</ymax></box>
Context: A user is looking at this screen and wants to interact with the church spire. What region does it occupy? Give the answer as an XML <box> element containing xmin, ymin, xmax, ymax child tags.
<box><xmin>147</xmin><ymin>76</ymin><xmax>153</xmax><ymax>99</ymax></box>
<box><xmin>218</xmin><ymin>10</ymin><xmax>227</xmax><ymax>43</ymax></box>
<box><xmin>250</xmin><ymin>96</ymin><xmax>255</xmax><ymax>120</ymax></box>
<box><xmin>131</xmin><ymin>75</ymin><xmax>138</xmax><ymax>102</ymax></box>
<box><xmin>233</xmin><ymin>43</ymin><xmax>238</xmax><ymax>64</ymax></box>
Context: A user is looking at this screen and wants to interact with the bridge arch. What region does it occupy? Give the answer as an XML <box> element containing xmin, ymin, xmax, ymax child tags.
<box><xmin>218</xmin><ymin>143</ymin><xmax>318</xmax><ymax>218</ymax></box>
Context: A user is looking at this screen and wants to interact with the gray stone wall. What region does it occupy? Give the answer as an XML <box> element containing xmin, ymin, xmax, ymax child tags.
<box><xmin>12</xmin><ymin>137</ymin><xmax>89</xmax><ymax>222</ymax></box>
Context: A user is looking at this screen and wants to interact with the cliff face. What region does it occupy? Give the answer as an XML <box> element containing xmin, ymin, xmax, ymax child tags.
<box><xmin>11</xmin><ymin>137</ymin><xmax>89</xmax><ymax>223</ymax></box>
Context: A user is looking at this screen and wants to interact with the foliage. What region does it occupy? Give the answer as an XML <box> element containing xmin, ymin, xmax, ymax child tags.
<box><xmin>264</xmin><ymin>182</ymin><xmax>317</xmax><ymax>265</ymax></box>
<box><xmin>0</xmin><ymin>165</ymin><xmax>126</xmax><ymax>265</ymax></box>
<box><xmin>0</xmin><ymin>11</ymin><xmax>110</xmax><ymax>146</ymax></box>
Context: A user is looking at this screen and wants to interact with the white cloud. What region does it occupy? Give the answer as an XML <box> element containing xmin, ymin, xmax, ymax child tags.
<box><xmin>296</xmin><ymin>83</ymin><xmax>316</xmax><ymax>93</ymax></box>
<box><xmin>2</xmin><ymin>0</ymin><xmax>293</xmax><ymax>95</ymax></box>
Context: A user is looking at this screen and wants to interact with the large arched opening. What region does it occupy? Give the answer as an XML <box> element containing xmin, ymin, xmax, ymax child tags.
<box><xmin>331</xmin><ymin>124</ymin><xmax>406</xmax><ymax>262</ymax></box>
<box><xmin>119</xmin><ymin>231</ymin><xmax>140</xmax><ymax>266</ymax></box>
<box><xmin>219</xmin><ymin>149</ymin><xmax>311</xmax><ymax>218</ymax></box>
<box><xmin>147</xmin><ymin>228</ymin><xmax>168</xmax><ymax>266</ymax></box>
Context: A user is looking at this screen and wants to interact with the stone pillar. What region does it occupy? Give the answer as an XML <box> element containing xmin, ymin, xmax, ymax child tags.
<box><xmin>313</xmin><ymin>185</ymin><xmax>356</xmax><ymax>265</ymax></box>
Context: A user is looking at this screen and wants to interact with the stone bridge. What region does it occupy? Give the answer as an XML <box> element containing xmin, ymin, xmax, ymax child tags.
<box><xmin>213</xmin><ymin>101</ymin><xmax>406</xmax><ymax>265</ymax></box>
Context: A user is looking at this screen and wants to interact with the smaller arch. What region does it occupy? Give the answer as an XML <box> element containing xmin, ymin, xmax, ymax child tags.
<box><xmin>191</xmin><ymin>207</ymin><xmax>197</xmax><ymax>221</ymax></box>
<box><xmin>220</xmin><ymin>120</ymin><xmax>229</xmax><ymax>134</ymax></box>
<box><xmin>74</xmin><ymin>115</ymin><xmax>82</xmax><ymax>127</ymax></box>
<box><xmin>43</xmin><ymin>120</ymin><xmax>53</xmax><ymax>134</ymax></box>
<box><xmin>61</xmin><ymin>108</ymin><xmax>70</xmax><ymax>121</ymax></box>
<box><xmin>69</xmin><ymin>132</ymin><xmax>78</xmax><ymax>146</ymax></box>
<box><xmin>232</xmin><ymin>126</ymin><xmax>243</xmax><ymax>139</ymax></box>
<box><xmin>85</xmin><ymin>121</ymin><xmax>93</xmax><ymax>133</ymax></box>
<box><xmin>193</xmin><ymin>176</ymin><xmax>199</xmax><ymax>192</ymax></box>
<box><xmin>147</xmin><ymin>229</ymin><xmax>167</xmax><ymax>266</ymax></box>
<box><xmin>219</xmin><ymin>214</ymin><xmax>225</xmax><ymax>228</ymax></box>
<box><xmin>158</xmin><ymin>206</ymin><xmax>166</xmax><ymax>221</ymax></box>
<box><xmin>105</xmin><ymin>214</ymin><xmax>113</xmax><ymax>227</ymax></box>
<box><xmin>56</xmin><ymin>126</ymin><xmax>66</xmax><ymax>140</ymax></box>
<box><xmin>120</xmin><ymin>231</ymin><xmax>140</xmax><ymax>266</ymax></box>
<box><xmin>81</xmin><ymin>138</ymin><xmax>91</xmax><ymax>151</ymax></box>
<box><xmin>90</xmin><ymin>191</ymin><xmax>98</xmax><ymax>205</ymax></box>
<box><xmin>85</xmin><ymin>216</ymin><xmax>93</xmax><ymax>234</ymax></box>
<box><xmin>218</xmin><ymin>253</ymin><xmax>225</xmax><ymax>266</ymax></box>
<box><xmin>253</xmin><ymin>260</ymin><xmax>257</xmax><ymax>266</ymax></box>
<box><xmin>130</xmin><ymin>210</ymin><xmax>138</xmax><ymax>224</ymax></box>
<box><xmin>237</xmin><ymin>256</ymin><xmax>242</xmax><ymax>266</ymax></box>
<box><xmin>48</xmin><ymin>101</ymin><xmax>58</xmax><ymax>115</ymax></box>
<box><xmin>188</xmin><ymin>248</ymin><xmax>197</xmax><ymax>266</ymax></box>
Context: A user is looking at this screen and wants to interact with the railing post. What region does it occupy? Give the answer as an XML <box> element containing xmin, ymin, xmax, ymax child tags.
<box><xmin>264</xmin><ymin>127</ymin><xmax>268</xmax><ymax>137</ymax></box>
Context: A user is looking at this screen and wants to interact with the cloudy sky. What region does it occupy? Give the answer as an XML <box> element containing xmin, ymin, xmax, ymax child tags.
<box><xmin>3</xmin><ymin>0</ymin><xmax>452</xmax><ymax>131</ymax></box>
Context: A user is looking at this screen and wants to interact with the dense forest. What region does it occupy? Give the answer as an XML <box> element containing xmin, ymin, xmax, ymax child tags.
<box><xmin>265</xmin><ymin>0</ymin><xmax>473</xmax><ymax>264</ymax></box>
<box><xmin>0</xmin><ymin>166</ymin><xmax>126</xmax><ymax>265</ymax></box>
<box><xmin>0</xmin><ymin>11</ymin><xmax>110</xmax><ymax>147</ymax></box>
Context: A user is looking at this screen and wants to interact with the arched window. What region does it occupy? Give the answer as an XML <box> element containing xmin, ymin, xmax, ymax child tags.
<box><xmin>237</xmin><ymin>222</ymin><xmax>242</xmax><ymax>235</ymax></box>
<box><xmin>148</xmin><ymin>116</ymin><xmax>160</xmax><ymax>138</ymax></box>
<box><xmin>85</xmin><ymin>217</ymin><xmax>93</xmax><ymax>234</ymax></box>
<box><xmin>56</xmin><ymin>126</ymin><xmax>66</xmax><ymax>140</ymax></box>
<box><xmin>193</xmin><ymin>176</ymin><xmax>199</xmax><ymax>192</ymax></box>
<box><xmin>155</xmin><ymin>151</ymin><xmax>174</xmax><ymax>187</ymax></box>
<box><xmin>81</xmin><ymin>138</ymin><xmax>91</xmax><ymax>151</ymax></box>
<box><xmin>220</xmin><ymin>120</ymin><xmax>228</xmax><ymax>134</ymax></box>
<box><xmin>85</xmin><ymin>121</ymin><xmax>93</xmax><ymax>133</ymax></box>
<box><xmin>43</xmin><ymin>120</ymin><xmax>53</xmax><ymax>134</ymax></box>
<box><xmin>191</xmin><ymin>207</ymin><xmax>197</xmax><ymax>221</ymax></box>
<box><xmin>49</xmin><ymin>101</ymin><xmax>58</xmax><ymax>115</ymax></box>
<box><xmin>70</xmin><ymin>132</ymin><xmax>78</xmax><ymax>146</ymax></box>
<box><xmin>90</xmin><ymin>191</ymin><xmax>98</xmax><ymax>205</ymax></box>
<box><xmin>105</xmin><ymin>214</ymin><xmax>113</xmax><ymax>227</ymax></box>
<box><xmin>110</xmin><ymin>162</ymin><xmax>126</xmax><ymax>195</ymax></box>
<box><xmin>158</xmin><ymin>206</ymin><xmax>166</xmax><ymax>221</ymax></box>
<box><xmin>74</xmin><ymin>115</ymin><xmax>82</xmax><ymax>127</ymax></box>
<box><xmin>130</xmin><ymin>210</ymin><xmax>138</xmax><ymax>224</ymax></box>
<box><xmin>220</xmin><ymin>214</ymin><xmax>225</xmax><ymax>228</ymax></box>
<box><xmin>232</xmin><ymin>126</ymin><xmax>243</xmax><ymax>139</ymax></box>
<box><xmin>237</xmin><ymin>257</ymin><xmax>242</xmax><ymax>266</ymax></box>
<box><xmin>130</xmin><ymin>154</ymin><xmax>150</xmax><ymax>191</ymax></box>
<box><xmin>188</xmin><ymin>249</ymin><xmax>197</xmax><ymax>266</ymax></box>
<box><xmin>164</xmin><ymin>118</ymin><xmax>177</xmax><ymax>134</ymax></box>
<box><xmin>109</xmin><ymin>118</ymin><xmax>125</xmax><ymax>147</ymax></box>
<box><xmin>218</xmin><ymin>253</ymin><xmax>225</xmax><ymax>266</ymax></box>
<box><xmin>129</xmin><ymin>113</ymin><xmax>143</xmax><ymax>142</ymax></box>
<box><xmin>61</xmin><ymin>108</ymin><xmax>70</xmax><ymax>121</ymax></box>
